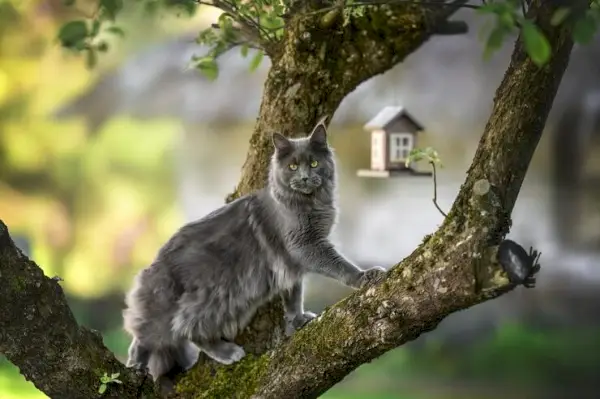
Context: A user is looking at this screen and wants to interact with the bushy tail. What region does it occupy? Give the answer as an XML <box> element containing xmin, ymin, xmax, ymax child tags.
<box><xmin>127</xmin><ymin>338</ymin><xmax>199</xmax><ymax>381</ymax></box>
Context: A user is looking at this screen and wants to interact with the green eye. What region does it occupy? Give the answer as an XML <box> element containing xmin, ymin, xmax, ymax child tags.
<box><xmin>289</xmin><ymin>164</ymin><xmax>298</xmax><ymax>171</ymax></box>
<box><xmin>310</xmin><ymin>160</ymin><xmax>319</xmax><ymax>168</ymax></box>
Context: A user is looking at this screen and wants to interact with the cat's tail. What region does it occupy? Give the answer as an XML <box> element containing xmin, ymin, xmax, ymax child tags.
<box><xmin>127</xmin><ymin>338</ymin><xmax>199</xmax><ymax>381</ymax></box>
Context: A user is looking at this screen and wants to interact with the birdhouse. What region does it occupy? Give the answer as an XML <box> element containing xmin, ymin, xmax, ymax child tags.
<box><xmin>357</xmin><ymin>106</ymin><xmax>431</xmax><ymax>178</ymax></box>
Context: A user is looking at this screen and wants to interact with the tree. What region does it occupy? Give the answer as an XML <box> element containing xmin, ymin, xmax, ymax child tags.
<box><xmin>0</xmin><ymin>0</ymin><xmax>594</xmax><ymax>397</ymax></box>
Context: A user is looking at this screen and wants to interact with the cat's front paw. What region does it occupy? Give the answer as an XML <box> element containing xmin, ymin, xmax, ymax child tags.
<box><xmin>356</xmin><ymin>266</ymin><xmax>387</xmax><ymax>289</ymax></box>
<box><xmin>284</xmin><ymin>311</ymin><xmax>317</xmax><ymax>336</ymax></box>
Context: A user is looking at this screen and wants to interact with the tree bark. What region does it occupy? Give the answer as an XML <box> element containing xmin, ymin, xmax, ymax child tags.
<box><xmin>0</xmin><ymin>1</ymin><xmax>577</xmax><ymax>399</ymax></box>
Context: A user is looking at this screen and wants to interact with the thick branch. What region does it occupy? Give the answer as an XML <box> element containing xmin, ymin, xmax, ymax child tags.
<box><xmin>0</xmin><ymin>221</ymin><xmax>158</xmax><ymax>399</ymax></box>
<box><xmin>175</xmin><ymin>0</ymin><xmax>575</xmax><ymax>397</ymax></box>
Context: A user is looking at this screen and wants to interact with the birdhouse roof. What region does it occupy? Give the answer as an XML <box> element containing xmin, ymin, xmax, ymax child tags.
<box><xmin>363</xmin><ymin>106</ymin><xmax>424</xmax><ymax>132</ymax></box>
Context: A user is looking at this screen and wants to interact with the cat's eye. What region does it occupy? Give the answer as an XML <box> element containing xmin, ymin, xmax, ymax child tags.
<box><xmin>310</xmin><ymin>160</ymin><xmax>319</xmax><ymax>168</ymax></box>
<box><xmin>289</xmin><ymin>164</ymin><xmax>298</xmax><ymax>171</ymax></box>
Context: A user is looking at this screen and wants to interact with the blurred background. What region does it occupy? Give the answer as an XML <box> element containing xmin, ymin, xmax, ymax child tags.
<box><xmin>1</xmin><ymin>1</ymin><xmax>599</xmax><ymax>398</ymax></box>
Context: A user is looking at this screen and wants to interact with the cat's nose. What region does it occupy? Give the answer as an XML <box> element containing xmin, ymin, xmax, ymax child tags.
<box><xmin>301</xmin><ymin>177</ymin><xmax>308</xmax><ymax>182</ymax></box>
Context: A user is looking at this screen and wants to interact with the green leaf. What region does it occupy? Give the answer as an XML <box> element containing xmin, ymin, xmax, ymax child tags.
<box><xmin>194</xmin><ymin>56</ymin><xmax>219</xmax><ymax>81</ymax></box>
<box><xmin>498</xmin><ymin>10</ymin><xmax>515</xmax><ymax>29</ymax></box>
<box><xmin>105</xmin><ymin>26</ymin><xmax>125</xmax><ymax>37</ymax></box>
<box><xmin>240</xmin><ymin>43</ymin><xmax>249</xmax><ymax>58</ymax></box>
<box><xmin>197</xmin><ymin>28</ymin><xmax>217</xmax><ymax>45</ymax></box>
<box><xmin>90</xmin><ymin>19</ymin><xmax>101</xmax><ymax>37</ymax></box>
<box><xmin>100</xmin><ymin>0</ymin><xmax>124</xmax><ymax>21</ymax></box>
<box><xmin>573</xmin><ymin>13</ymin><xmax>598</xmax><ymax>44</ymax></box>
<box><xmin>58</xmin><ymin>20</ymin><xmax>88</xmax><ymax>48</ymax></box>
<box><xmin>550</xmin><ymin>7</ymin><xmax>571</xmax><ymax>26</ymax></box>
<box><xmin>483</xmin><ymin>25</ymin><xmax>506</xmax><ymax>60</ymax></box>
<box><xmin>85</xmin><ymin>48</ymin><xmax>97</xmax><ymax>69</ymax></box>
<box><xmin>249</xmin><ymin>50</ymin><xmax>264</xmax><ymax>72</ymax></box>
<box><xmin>110</xmin><ymin>373</ymin><xmax>120</xmax><ymax>379</ymax></box>
<box><xmin>98</xmin><ymin>383</ymin><xmax>107</xmax><ymax>394</ymax></box>
<box><xmin>521</xmin><ymin>20</ymin><xmax>551</xmax><ymax>67</ymax></box>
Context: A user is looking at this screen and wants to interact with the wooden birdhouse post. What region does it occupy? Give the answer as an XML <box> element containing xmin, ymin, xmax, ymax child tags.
<box><xmin>357</xmin><ymin>106</ymin><xmax>431</xmax><ymax>178</ymax></box>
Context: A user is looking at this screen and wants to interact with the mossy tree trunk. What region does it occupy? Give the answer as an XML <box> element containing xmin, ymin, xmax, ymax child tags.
<box><xmin>0</xmin><ymin>1</ymin><xmax>579</xmax><ymax>398</ymax></box>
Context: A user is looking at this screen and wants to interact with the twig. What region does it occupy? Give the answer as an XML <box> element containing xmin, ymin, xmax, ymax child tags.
<box><xmin>195</xmin><ymin>0</ymin><xmax>274</xmax><ymax>44</ymax></box>
<box><xmin>430</xmin><ymin>161</ymin><xmax>448</xmax><ymax>218</ymax></box>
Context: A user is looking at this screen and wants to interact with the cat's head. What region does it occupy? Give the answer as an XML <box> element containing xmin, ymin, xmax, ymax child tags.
<box><xmin>270</xmin><ymin>118</ymin><xmax>335</xmax><ymax>196</ymax></box>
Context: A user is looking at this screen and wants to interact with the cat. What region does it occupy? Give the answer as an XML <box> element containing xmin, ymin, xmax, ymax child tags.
<box><xmin>122</xmin><ymin>118</ymin><xmax>387</xmax><ymax>388</ymax></box>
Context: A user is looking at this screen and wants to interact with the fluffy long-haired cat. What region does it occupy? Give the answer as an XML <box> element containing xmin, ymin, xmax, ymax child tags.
<box><xmin>123</xmin><ymin>118</ymin><xmax>386</xmax><ymax>389</ymax></box>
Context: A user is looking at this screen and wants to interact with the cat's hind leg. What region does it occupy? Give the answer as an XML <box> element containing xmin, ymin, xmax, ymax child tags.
<box><xmin>126</xmin><ymin>338</ymin><xmax>151</xmax><ymax>371</ymax></box>
<box><xmin>196</xmin><ymin>339</ymin><xmax>246</xmax><ymax>365</ymax></box>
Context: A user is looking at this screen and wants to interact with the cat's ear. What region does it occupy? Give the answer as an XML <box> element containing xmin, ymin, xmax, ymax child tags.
<box><xmin>309</xmin><ymin>116</ymin><xmax>329</xmax><ymax>147</ymax></box>
<box><xmin>272</xmin><ymin>133</ymin><xmax>293</xmax><ymax>155</ymax></box>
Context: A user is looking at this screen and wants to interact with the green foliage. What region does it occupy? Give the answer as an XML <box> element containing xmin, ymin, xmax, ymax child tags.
<box><xmin>58</xmin><ymin>0</ymin><xmax>287</xmax><ymax>76</ymax></box>
<box><xmin>249</xmin><ymin>50</ymin><xmax>264</xmax><ymax>72</ymax></box>
<box><xmin>478</xmin><ymin>0</ymin><xmax>600</xmax><ymax>67</ymax></box>
<box><xmin>57</xmin><ymin>0</ymin><xmax>600</xmax><ymax>74</ymax></box>
<box><xmin>406</xmin><ymin>147</ymin><xmax>442</xmax><ymax>168</ymax></box>
<box><xmin>521</xmin><ymin>20</ymin><xmax>550</xmax><ymax>67</ymax></box>
<box><xmin>98</xmin><ymin>372</ymin><xmax>122</xmax><ymax>395</ymax></box>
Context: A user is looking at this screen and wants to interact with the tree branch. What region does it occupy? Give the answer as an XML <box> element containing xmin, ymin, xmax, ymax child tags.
<box><xmin>0</xmin><ymin>221</ymin><xmax>159</xmax><ymax>398</ymax></box>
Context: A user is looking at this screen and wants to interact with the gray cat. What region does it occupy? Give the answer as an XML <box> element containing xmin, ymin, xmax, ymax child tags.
<box><xmin>122</xmin><ymin>119</ymin><xmax>387</xmax><ymax>386</ymax></box>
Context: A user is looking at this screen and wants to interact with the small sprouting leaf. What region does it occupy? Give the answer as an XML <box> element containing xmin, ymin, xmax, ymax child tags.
<box><xmin>194</xmin><ymin>56</ymin><xmax>219</xmax><ymax>81</ymax></box>
<box><xmin>240</xmin><ymin>43</ymin><xmax>249</xmax><ymax>58</ymax></box>
<box><xmin>521</xmin><ymin>20</ymin><xmax>551</xmax><ymax>67</ymax></box>
<box><xmin>249</xmin><ymin>50</ymin><xmax>264</xmax><ymax>72</ymax></box>
<box><xmin>483</xmin><ymin>25</ymin><xmax>506</xmax><ymax>60</ymax></box>
<box><xmin>100</xmin><ymin>0</ymin><xmax>124</xmax><ymax>21</ymax></box>
<box><xmin>550</xmin><ymin>7</ymin><xmax>571</xmax><ymax>26</ymax></box>
<box><xmin>85</xmin><ymin>48</ymin><xmax>97</xmax><ymax>69</ymax></box>
<box><xmin>573</xmin><ymin>13</ymin><xmax>598</xmax><ymax>44</ymax></box>
<box><xmin>110</xmin><ymin>373</ymin><xmax>120</xmax><ymax>379</ymax></box>
<box><xmin>98</xmin><ymin>383</ymin><xmax>107</xmax><ymax>394</ymax></box>
<box><xmin>58</xmin><ymin>20</ymin><xmax>88</xmax><ymax>48</ymax></box>
<box><xmin>105</xmin><ymin>26</ymin><xmax>125</xmax><ymax>37</ymax></box>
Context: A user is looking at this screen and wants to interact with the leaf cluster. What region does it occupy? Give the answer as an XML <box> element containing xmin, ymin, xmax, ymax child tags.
<box><xmin>479</xmin><ymin>0</ymin><xmax>600</xmax><ymax>67</ymax></box>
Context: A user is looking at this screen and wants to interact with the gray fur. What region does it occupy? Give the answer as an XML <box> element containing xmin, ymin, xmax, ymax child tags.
<box><xmin>123</xmin><ymin>120</ymin><xmax>386</xmax><ymax>384</ymax></box>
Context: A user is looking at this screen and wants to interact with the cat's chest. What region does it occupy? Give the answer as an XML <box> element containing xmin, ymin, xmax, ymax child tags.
<box><xmin>285</xmin><ymin>207</ymin><xmax>335</xmax><ymax>238</ymax></box>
